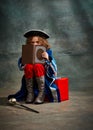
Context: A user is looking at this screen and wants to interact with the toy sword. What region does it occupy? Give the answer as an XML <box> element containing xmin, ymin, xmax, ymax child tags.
<box><xmin>8</xmin><ymin>98</ymin><xmax>39</xmax><ymax>113</ymax></box>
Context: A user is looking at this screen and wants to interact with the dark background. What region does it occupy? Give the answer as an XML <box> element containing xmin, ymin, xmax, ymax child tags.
<box><xmin>0</xmin><ymin>0</ymin><xmax>93</xmax><ymax>92</ymax></box>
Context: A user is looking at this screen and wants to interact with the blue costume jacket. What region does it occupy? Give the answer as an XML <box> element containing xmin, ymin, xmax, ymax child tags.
<box><xmin>8</xmin><ymin>49</ymin><xmax>60</xmax><ymax>102</ymax></box>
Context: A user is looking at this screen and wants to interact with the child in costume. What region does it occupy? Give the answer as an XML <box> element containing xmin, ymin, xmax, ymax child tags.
<box><xmin>8</xmin><ymin>30</ymin><xmax>60</xmax><ymax>104</ymax></box>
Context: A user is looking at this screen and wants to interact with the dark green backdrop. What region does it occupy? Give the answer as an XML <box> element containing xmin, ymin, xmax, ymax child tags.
<box><xmin>0</xmin><ymin>0</ymin><xmax>93</xmax><ymax>91</ymax></box>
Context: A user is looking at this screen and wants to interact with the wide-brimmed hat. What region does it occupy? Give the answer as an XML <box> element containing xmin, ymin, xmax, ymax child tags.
<box><xmin>24</xmin><ymin>30</ymin><xmax>49</xmax><ymax>39</ymax></box>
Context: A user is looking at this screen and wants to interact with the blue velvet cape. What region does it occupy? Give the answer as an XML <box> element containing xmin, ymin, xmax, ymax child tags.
<box><xmin>8</xmin><ymin>49</ymin><xmax>60</xmax><ymax>102</ymax></box>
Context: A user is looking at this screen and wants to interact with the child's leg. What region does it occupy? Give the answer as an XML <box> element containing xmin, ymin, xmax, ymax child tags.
<box><xmin>34</xmin><ymin>64</ymin><xmax>45</xmax><ymax>104</ymax></box>
<box><xmin>24</xmin><ymin>64</ymin><xmax>34</xmax><ymax>103</ymax></box>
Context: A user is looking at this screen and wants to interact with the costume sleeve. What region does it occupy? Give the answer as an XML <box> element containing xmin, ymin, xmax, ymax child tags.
<box><xmin>45</xmin><ymin>49</ymin><xmax>57</xmax><ymax>78</ymax></box>
<box><xmin>18</xmin><ymin>57</ymin><xmax>24</xmax><ymax>71</ymax></box>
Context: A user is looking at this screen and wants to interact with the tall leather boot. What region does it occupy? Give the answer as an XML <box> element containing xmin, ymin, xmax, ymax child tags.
<box><xmin>34</xmin><ymin>76</ymin><xmax>45</xmax><ymax>104</ymax></box>
<box><xmin>25</xmin><ymin>78</ymin><xmax>34</xmax><ymax>103</ymax></box>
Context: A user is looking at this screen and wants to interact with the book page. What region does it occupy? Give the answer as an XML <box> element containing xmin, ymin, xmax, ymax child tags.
<box><xmin>34</xmin><ymin>46</ymin><xmax>46</xmax><ymax>64</ymax></box>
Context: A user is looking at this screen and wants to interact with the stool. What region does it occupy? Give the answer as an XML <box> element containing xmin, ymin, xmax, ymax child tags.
<box><xmin>55</xmin><ymin>77</ymin><xmax>69</xmax><ymax>102</ymax></box>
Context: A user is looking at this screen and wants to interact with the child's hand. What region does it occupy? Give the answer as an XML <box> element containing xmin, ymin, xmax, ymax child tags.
<box><xmin>42</xmin><ymin>52</ymin><xmax>49</xmax><ymax>60</ymax></box>
<box><xmin>21</xmin><ymin>64</ymin><xmax>26</xmax><ymax>69</ymax></box>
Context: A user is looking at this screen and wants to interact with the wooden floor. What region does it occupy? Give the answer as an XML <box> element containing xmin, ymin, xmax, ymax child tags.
<box><xmin>0</xmin><ymin>87</ymin><xmax>93</xmax><ymax>130</ymax></box>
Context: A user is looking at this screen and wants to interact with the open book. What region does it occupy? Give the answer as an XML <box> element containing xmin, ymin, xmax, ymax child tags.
<box><xmin>22</xmin><ymin>44</ymin><xmax>46</xmax><ymax>64</ymax></box>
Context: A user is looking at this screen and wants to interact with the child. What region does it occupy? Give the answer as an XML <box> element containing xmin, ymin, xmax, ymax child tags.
<box><xmin>8</xmin><ymin>30</ymin><xmax>59</xmax><ymax>104</ymax></box>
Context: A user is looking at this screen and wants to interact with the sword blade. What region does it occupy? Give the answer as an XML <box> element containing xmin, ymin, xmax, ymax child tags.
<box><xmin>20</xmin><ymin>104</ymin><xmax>39</xmax><ymax>113</ymax></box>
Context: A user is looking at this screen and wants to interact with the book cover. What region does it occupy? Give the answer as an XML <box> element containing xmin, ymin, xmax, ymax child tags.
<box><xmin>22</xmin><ymin>44</ymin><xmax>46</xmax><ymax>64</ymax></box>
